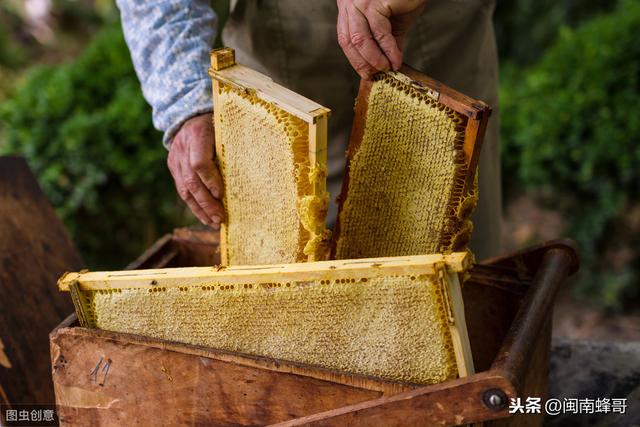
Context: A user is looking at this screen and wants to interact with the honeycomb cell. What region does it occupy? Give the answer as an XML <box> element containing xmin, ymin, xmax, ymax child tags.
<box><xmin>83</xmin><ymin>271</ymin><xmax>460</xmax><ymax>385</ymax></box>
<box><xmin>335</xmin><ymin>73</ymin><xmax>477</xmax><ymax>259</ymax></box>
<box><xmin>216</xmin><ymin>86</ymin><xmax>321</xmax><ymax>265</ymax></box>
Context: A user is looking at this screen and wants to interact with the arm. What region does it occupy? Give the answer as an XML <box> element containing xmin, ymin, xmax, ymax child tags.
<box><xmin>116</xmin><ymin>0</ymin><xmax>224</xmax><ymax>227</ymax></box>
<box><xmin>336</xmin><ymin>0</ymin><xmax>426</xmax><ymax>79</ymax></box>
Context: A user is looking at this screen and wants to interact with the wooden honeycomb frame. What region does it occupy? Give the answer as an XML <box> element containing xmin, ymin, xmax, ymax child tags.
<box><xmin>333</xmin><ymin>66</ymin><xmax>492</xmax><ymax>259</ymax></box>
<box><xmin>208</xmin><ymin>48</ymin><xmax>331</xmax><ymax>265</ymax></box>
<box><xmin>59</xmin><ymin>252</ymin><xmax>474</xmax><ymax>385</ymax></box>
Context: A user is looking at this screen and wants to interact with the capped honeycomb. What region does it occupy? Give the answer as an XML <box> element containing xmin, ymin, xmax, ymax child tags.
<box><xmin>62</xmin><ymin>254</ymin><xmax>472</xmax><ymax>385</ymax></box>
<box><xmin>211</xmin><ymin>48</ymin><xmax>330</xmax><ymax>265</ymax></box>
<box><xmin>335</xmin><ymin>71</ymin><xmax>484</xmax><ymax>260</ymax></box>
<box><xmin>216</xmin><ymin>87</ymin><xmax>309</xmax><ymax>264</ymax></box>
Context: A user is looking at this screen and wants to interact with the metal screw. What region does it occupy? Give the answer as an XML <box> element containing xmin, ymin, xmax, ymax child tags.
<box><xmin>489</xmin><ymin>394</ymin><xmax>502</xmax><ymax>406</ymax></box>
<box><xmin>483</xmin><ymin>388</ymin><xmax>508</xmax><ymax>411</ymax></box>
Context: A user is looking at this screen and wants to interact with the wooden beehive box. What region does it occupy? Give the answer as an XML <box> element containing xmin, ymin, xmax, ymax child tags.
<box><xmin>50</xmin><ymin>228</ymin><xmax>578</xmax><ymax>426</ymax></box>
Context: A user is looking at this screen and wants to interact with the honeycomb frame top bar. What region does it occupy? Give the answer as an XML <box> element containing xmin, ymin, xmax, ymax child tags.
<box><xmin>343</xmin><ymin>66</ymin><xmax>493</xmax><ymax>201</ymax></box>
<box><xmin>209</xmin><ymin>47</ymin><xmax>330</xmax><ymax>124</ymax></box>
<box><xmin>57</xmin><ymin>252</ymin><xmax>470</xmax><ymax>291</ymax></box>
<box><xmin>396</xmin><ymin>66</ymin><xmax>492</xmax><ymax>174</ymax></box>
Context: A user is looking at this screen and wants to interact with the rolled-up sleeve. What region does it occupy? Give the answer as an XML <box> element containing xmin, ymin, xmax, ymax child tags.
<box><xmin>116</xmin><ymin>0</ymin><xmax>217</xmax><ymax>148</ymax></box>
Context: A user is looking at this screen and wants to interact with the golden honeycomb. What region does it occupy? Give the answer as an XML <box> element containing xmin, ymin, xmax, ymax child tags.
<box><xmin>215</xmin><ymin>85</ymin><xmax>327</xmax><ymax>265</ymax></box>
<box><xmin>335</xmin><ymin>73</ymin><xmax>477</xmax><ymax>260</ymax></box>
<box><xmin>70</xmin><ymin>259</ymin><xmax>462</xmax><ymax>385</ymax></box>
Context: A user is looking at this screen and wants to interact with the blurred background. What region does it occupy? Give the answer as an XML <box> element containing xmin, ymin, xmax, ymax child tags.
<box><xmin>0</xmin><ymin>0</ymin><xmax>638</xmax><ymax>340</ymax></box>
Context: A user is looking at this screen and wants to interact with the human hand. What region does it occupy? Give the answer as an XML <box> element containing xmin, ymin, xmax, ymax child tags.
<box><xmin>167</xmin><ymin>113</ymin><xmax>225</xmax><ymax>228</ymax></box>
<box><xmin>336</xmin><ymin>0</ymin><xmax>426</xmax><ymax>79</ymax></box>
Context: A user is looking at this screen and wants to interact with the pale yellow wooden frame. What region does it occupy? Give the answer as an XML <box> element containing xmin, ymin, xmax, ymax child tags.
<box><xmin>208</xmin><ymin>48</ymin><xmax>330</xmax><ymax>263</ymax></box>
<box><xmin>439</xmin><ymin>265</ymin><xmax>475</xmax><ymax>378</ymax></box>
<box><xmin>58</xmin><ymin>251</ymin><xmax>473</xmax><ymax>379</ymax></box>
<box><xmin>58</xmin><ymin>252</ymin><xmax>469</xmax><ymax>291</ymax></box>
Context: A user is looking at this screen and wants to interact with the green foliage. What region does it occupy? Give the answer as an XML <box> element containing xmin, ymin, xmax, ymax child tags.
<box><xmin>0</xmin><ymin>0</ymin><xmax>119</xmax><ymax>101</ymax></box>
<box><xmin>0</xmin><ymin>5</ymin><xmax>26</xmax><ymax>100</ymax></box>
<box><xmin>0</xmin><ymin>5</ymin><xmax>27</xmax><ymax>68</ymax></box>
<box><xmin>0</xmin><ymin>30</ymin><xmax>24</xmax><ymax>69</ymax></box>
<box><xmin>0</xmin><ymin>25</ymin><xmax>188</xmax><ymax>269</ymax></box>
<box><xmin>494</xmin><ymin>0</ymin><xmax>614</xmax><ymax>66</ymax></box>
<box><xmin>501</xmin><ymin>0</ymin><xmax>640</xmax><ymax>307</ymax></box>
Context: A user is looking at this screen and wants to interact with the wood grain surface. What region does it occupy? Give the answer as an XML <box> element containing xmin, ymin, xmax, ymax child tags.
<box><xmin>0</xmin><ymin>156</ymin><xmax>83</xmax><ymax>406</ymax></box>
<box><xmin>51</xmin><ymin>328</ymin><xmax>390</xmax><ymax>426</ymax></box>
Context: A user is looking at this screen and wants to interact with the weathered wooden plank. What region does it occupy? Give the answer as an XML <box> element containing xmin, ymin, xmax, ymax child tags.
<box><xmin>50</xmin><ymin>327</ymin><xmax>395</xmax><ymax>426</ymax></box>
<box><xmin>0</xmin><ymin>156</ymin><xmax>82</xmax><ymax>405</ymax></box>
<box><xmin>271</xmin><ymin>372</ymin><xmax>517</xmax><ymax>427</ymax></box>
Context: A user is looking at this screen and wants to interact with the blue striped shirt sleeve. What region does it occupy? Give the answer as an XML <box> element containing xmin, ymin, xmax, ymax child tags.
<box><xmin>116</xmin><ymin>0</ymin><xmax>218</xmax><ymax>148</ymax></box>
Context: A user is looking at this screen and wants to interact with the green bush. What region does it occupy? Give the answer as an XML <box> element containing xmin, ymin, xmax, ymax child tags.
<box><xmin>494</xmin><ymin>0</ymin><xmax>614</xmax><ymax>66</ymax></box>
<box><xmin>0</xmin><ymin>6</ymin><xmax>24</xmax><ymax>100</ymax></box>
<box><xmin>0</xmin><ymin>25</ymin><xmax>189</xmax><ymax>269</ymax></box>
<box><xmin>0</xmin><ymin>31</ymin><xmax>22</xmax><ymax>70</ymax></box>
<box><xmin>501</xmin><ymin>0</ymin><xmax>640</xmax><ymax>307</ymax></box>
<box><xmin>0</xmin><ymin>6</ymin><xmax>26</xmax><ymax>69</ymax></box>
